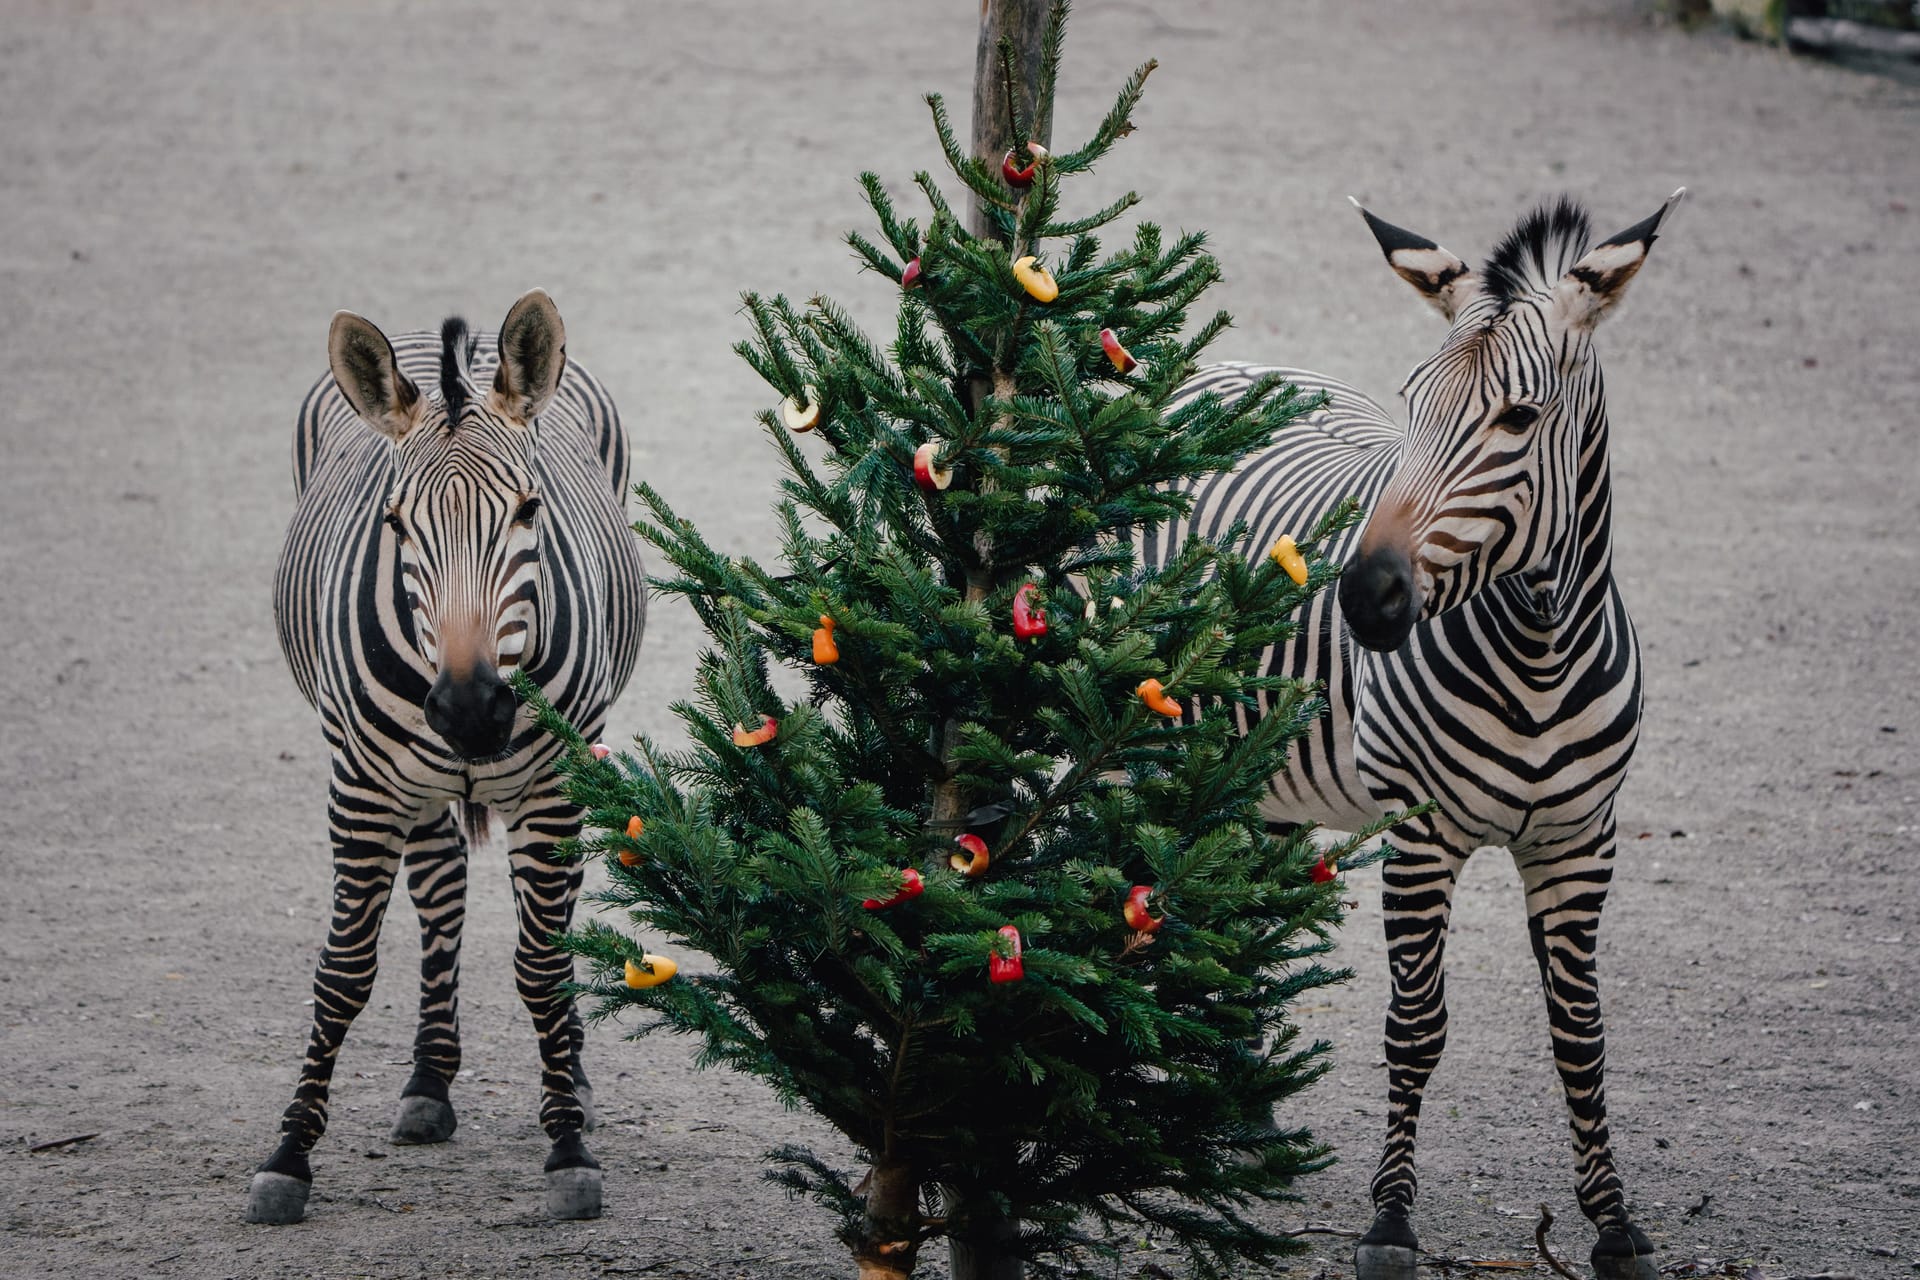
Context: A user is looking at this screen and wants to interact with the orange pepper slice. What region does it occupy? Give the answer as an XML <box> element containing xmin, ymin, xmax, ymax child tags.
<box><xmin>1136</xmin><ymin>678</ymin><xmax>1183</xmax><ymax>718</ymax></box>
<box><xmin>623</xmin><ymin>955</ymin><xmax>678</xmax><ymax>988</ymax></box>
<box><xmin>620</xmin><ymin>815</ymin><xmax>645</xmax><ymax>867</ymax></box>
<box><xmin>949</xmin><ymin>833</ymin><xmax>990</xmax><ymax>878</ymax></box>
<box><xmin>813</xmin><ymin>615</ymin><xmax>840</xmax><ymax>665</ymax></box>
<box><xmin>732</xmin><ymin>715</ymin><xmax>778</xmax><ymax>748</ymax></box>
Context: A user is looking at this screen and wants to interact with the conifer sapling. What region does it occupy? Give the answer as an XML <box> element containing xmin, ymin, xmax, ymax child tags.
<box><xmin>518</xmin><ymin>5</ymin><xmax>1387</xmax><ymax>1275</ymax></box>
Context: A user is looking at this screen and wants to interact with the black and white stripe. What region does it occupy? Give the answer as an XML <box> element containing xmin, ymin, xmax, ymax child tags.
<box><xmin>1146</xmin><ymin>193</ymin><xmax>1684</xmax><ymax>1279</ymax></box>
<box><xmin>250</xmin><ymin>290</ymin><xmax>646</xmax><ymax>1224</ymax></box>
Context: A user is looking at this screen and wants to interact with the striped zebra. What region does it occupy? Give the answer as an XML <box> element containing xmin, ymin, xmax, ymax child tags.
<box><xmin>247</xmin><ymin>290</ymin><xmax>647</xmax><ymax>1225</ymax></box>
<box><xmin>1144</xmin><ymin>191</ymin><xmax>1684</xmax><ymax>1280</ymax></box>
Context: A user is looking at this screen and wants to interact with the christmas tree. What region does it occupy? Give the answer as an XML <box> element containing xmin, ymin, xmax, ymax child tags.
<box><xmin>518</xmin><ymin>5</ymin><xmax>1382</xmax><ymax>1275</ymax></box>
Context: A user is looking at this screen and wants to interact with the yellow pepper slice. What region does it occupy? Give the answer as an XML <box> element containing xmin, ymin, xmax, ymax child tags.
<box><xmin>1012</xmin><ymin>255</ymin><xmax>1058</xmax><ymax>303</ymax></box>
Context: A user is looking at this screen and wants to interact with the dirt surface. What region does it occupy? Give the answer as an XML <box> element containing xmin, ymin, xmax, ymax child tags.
<box><xmin>3</xmin><ymin>2</ymin><xmax>1916</xmax><ymax>1277</ymax></box>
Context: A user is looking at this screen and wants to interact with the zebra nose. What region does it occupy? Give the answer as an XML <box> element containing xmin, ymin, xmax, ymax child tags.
<box><xmin>423</xmin><ymin>664</ymin><xmax>518</xmax><ymax>760</ymax></box>
<box><xmin>1340</xmin><ymin>546</ymin><xmax>1420</xmax><ymax>653</ymax></box>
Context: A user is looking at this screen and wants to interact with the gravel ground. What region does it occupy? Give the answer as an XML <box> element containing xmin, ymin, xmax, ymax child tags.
<box><xmin>2</xmin><ymin>2</ymin><xmax>1915</xmax><ymax>1277</ymax></box>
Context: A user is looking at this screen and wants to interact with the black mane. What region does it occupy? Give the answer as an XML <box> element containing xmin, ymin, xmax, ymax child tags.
<box><xmin>1483</xmin><ymin>197</ymin><xmax>1591</xmax><ymax>307</ymax></box>
<box><xmin>440</xmin><ymin>316</ymin><xmax>477</xmax><ymax>426</ymax></box>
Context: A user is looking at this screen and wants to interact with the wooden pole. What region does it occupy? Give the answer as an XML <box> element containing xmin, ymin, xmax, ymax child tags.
<box><xmin>963</xmin><ymin>0</ymin><xmax>1053</xmax><ymax>243</ymax></box>
<box><xmin>946</xmin><ymin>12</ymin><xmax>1049</xmax><ymax>1277</ymax></box>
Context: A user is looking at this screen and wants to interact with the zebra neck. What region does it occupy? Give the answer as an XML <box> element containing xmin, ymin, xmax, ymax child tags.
<box><xmin>1507</xmin><ymin>402</ymin><xmax>1617</xmax><ymax>645</ymax></box>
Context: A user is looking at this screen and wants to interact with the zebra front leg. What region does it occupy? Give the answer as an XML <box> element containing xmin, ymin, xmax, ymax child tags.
<box><xmin>247</xmin><ymin>802</ymin><xmax>407</xmax><ymax>1224</ymax></box>
<box><xmin>391</xmin><ymin>807</ymin><xmax>468</xmax><ymax>1145</ymax></box>
<box><xmin>505</xmin><ymin>804</ymin><xmax>601</xmax><ymax>1220</ymax></box>
<box><xmin>1517</xmin><ymin>816</ymin><xmax>1657</xmax><ymax>1280</ymax></box>
<box><xmin>1356</xmin><ymin>827</ymin><xmax>1467</xmax><ymax>1280</ymax></box>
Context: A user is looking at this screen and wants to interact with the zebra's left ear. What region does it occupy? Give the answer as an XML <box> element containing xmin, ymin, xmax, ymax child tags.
<box><xmin>490</xmin><ymin>288</ymin><xmax>567</xmax><ymax>425</ymax></box>
<box><xmin>1554</xmin><ymin>188</ymin><xmax>1686</xmax><ymax>331</ymax></box>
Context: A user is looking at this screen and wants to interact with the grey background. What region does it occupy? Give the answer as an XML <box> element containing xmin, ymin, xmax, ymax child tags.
<box><xmin>2</xmin><ymin>1</ymin><xmax>1915</xmax><ymax>1276</ymax></box>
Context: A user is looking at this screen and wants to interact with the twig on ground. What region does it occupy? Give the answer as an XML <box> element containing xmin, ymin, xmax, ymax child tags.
<box><xmin>1416</xmin><ymin>1256</ymin><xmax>1536</xmax><ymax>1272</ymax></box>
<box><xmin>1283</xmin><ymin>1222</ymin><xmax>1362</xmax><ymax>1240</ymax></box>
<box><xmin>27</xmin><ymin>1133</ymin><xmax>100</xmax><ymax>1154</ymax></box>
<box><xmin>1535</xmin><ymin>1202</ymin><xmax>1582</xmax><ymax>1280</ymax></box>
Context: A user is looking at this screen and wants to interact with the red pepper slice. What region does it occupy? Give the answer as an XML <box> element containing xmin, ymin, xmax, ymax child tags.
<box><xmin>863</xmin><ymin>867</ymin><xmax>925</xmax><ymax>910</ymax></box>
<box><xmin>1122</xmin><ymin>885</ymin><xmax>1162</xmax><ymax>933</ymax></box>
<box><xmin>1012</xmin><ymin>583</ymin><xmax>1047</xmax><ymax>641</ymax></box>
<box><xmin>988</xmin><ymin>925</ymin><xmax>1024</xmax><ymax>984</ymax></box>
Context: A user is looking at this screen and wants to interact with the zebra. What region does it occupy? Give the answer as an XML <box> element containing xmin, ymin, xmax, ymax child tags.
<box><xmin>1142</xmin><ymin>190</ymin><xmax>1684</xmax><ymax>1280</ymax></box>
<box><xmin>247</xmin><ymin>290</ymin><xmax>647</xmax><ymax>1225</ymax></box>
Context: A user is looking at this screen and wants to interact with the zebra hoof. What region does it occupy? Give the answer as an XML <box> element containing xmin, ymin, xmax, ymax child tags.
<box><xmin>391</xmin><ymin>1093</ymin><xmax>458</xmax><ymax>1144</ymax></box>
<box><xmin>1355</xmin><ymin>1208</ymin><xmax>1420</xmax><ymax>1280</ymax></box>
<box><xmin>1591</xmin><ymin>1225</ymin><xmax>1658</xmax><ymax>1280</ymax></box>
<box><xmin>1354</xmin><ymin>1243</ymin><xmax>1419</xmax><ymax>1280</ymax></box>
<box><xmin>545</xmin><ymin>1166</ymin><xmax>603</xmax><ymax>1220</ymax></box>
<box><xmin>244</xmin><ymin>1170</ymin><xmax>311</xmax><ymax>1225</ymax></box>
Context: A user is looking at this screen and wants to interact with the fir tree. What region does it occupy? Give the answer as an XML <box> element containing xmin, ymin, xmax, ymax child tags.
<box><xmin>518</xmin><ymin>6</ymin><xmax>1384</xmax><ymax>1275</ymax></box>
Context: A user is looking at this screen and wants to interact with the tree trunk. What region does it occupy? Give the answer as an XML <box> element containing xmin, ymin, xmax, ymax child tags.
<box><xmin>963</xmin><ymin>0</ymin><xmax>1054</xmax><ymax>243</ymax></box>
<box><xmin>856</xmin><ymin>1161</ymin><xmax>924</xmax><ymax>1280</ymax></box>
<box><xmin>944</xmin><ymin>12</ymin><xmax>1051</xmax><ymax>1276</ymax></box>
<box><xmin>943</xmin><ymin>7</ymin><xmax>1053</xmax><ymax>1278</ymax></box>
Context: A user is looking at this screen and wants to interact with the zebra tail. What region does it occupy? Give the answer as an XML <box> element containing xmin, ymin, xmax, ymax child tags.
<box><xmin>456</xmin><ymin>801</ymin><xmax>495</xmax><ymax>851</ymax></box>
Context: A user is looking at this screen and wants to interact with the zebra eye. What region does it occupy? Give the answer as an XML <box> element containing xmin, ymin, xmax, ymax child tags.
<box><xmin>384</xmin><ymin>510</ymin><xmax>407</xmax><ymax>538</ymax></box>
<box><xmin>1495</xmin><ymin>404</ymin><xmax>1539</xmax><ymax>432</ymax></box>
<box><xmin>513</xmin><ymin>495</ymin><xmax>542</xmax><ymax>525</ymax></box>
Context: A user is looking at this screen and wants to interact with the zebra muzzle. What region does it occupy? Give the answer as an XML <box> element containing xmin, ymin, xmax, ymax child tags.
<box><xmin>1340</xmin><ymin>546</ymin><xmax>1420</xmax><ymax>653</ymax></box>
<box><xmin>424</xmin><ymin>663</ymin><xmax>518</xmax><ymax>760</ymax></box>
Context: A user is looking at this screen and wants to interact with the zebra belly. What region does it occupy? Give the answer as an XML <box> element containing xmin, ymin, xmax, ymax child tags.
<box><xmin>1253</xmin><ymin>598</ymin><xmax>1386</xmax><ymax>833</ymax></box>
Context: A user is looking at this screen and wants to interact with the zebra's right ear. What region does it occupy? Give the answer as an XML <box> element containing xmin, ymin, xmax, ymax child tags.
<box><xmin>1351</xmin><ymin>197</ymin><xmax>1477</xmax><ymax>321</ymax></box>
<box><xmin>329</xmin><ymin>312</ymin><xmax>422</xmax><ymax>443</ymax></box>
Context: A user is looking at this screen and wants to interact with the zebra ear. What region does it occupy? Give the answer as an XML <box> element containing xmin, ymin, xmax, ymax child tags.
<box><xmin>329</xmin><ymin>312</ymin><xmax>422</xmax><ymax>442</ymax></box>
<box><xmin>1351</xmin><ymin>196</ymin><xmax>1476</xmax><ymax>321</ymax></box>
<box><xmin>1554</xmin><ymin>188</ymin><xmax>1686</xmax><ymax>330</ymax></box>
<box><xmin>491</xmin><ymin>288</ymin><xmax>567</xmax><ymax>424</ymax></box>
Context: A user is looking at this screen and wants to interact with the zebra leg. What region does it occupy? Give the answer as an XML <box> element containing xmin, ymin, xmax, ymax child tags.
<box><xmin>1355</xmin><ymin>827</ymin><xmax>1467</xmax><ymax>1280</ymax></box>
<box><xmin>504</xmin><ymin>801</ymin><xmax>601</xmax><ymax>1220</ymax></box>
<box><xmin>247</xmin><ymin>797</ymin><xmax>407</xmax><ymax>1224</ymax></box>
<box><xmin>1517</xmin><ymin>817</ymin><xmax>1657</xmax><ymax>1280</ymax></box>
<box><xmin>391</xmin><ymin>807</ymin><xmax>467</xmax><ymax>1145</ymax></box>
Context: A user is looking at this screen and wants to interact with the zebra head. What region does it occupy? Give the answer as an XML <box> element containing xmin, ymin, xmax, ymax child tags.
<box><xmin>1338</xmin><ymin>190</ymin><xmax>1685</xmax><ymax>652</ymax></box>
<box><xmin>327</xmin><ymin>290</ymin><xmax>569</xmax><ymax>761</ymax></box>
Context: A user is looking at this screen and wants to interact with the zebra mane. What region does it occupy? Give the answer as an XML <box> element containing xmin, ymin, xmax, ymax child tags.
<box><xmin>440</xmin><ymin>316</ymin><xmax>478</xmax><ymax>428</ymax></box>
<box><xmin>1482</xmin><ymin>197</ymin><xmax>1592</xmax><ymax>308</ymax></box>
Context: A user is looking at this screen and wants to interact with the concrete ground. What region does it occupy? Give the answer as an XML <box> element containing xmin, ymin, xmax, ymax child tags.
<box><xmin>1</xmin><ymin>1</ymin><xmax>1915</xmax><ymax>1276</ymax></box>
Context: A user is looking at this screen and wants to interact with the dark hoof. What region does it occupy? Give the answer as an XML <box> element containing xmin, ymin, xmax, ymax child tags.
<box><xmin>545</xmin><ymin>1166</ymin><xmax>602</xmax><ymax>1219</ymax></box>
<box><xmin>1592</xmin><ymin>1224</ymin><xmax>1658</xmax><ymax>1280</ymax></box>
<box><xmin>391</xmin><ymin>1093</ymin><xmax>458</xmax><ymax>1144</ymax></box>
<box><xmin>544</xmin><ymin>1132</ymin><xmax>602</xmax><ymax>1220</ymax></box>
<box><xmin>1355</xmin><ymin>1207</ymin><xmax>1419</xmax><ymax>1280</ymax></box>
<box><xmin>245</xmin><ymin>1170</ymin><xmax>311</xmax><ymax>1224</ymax></box>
